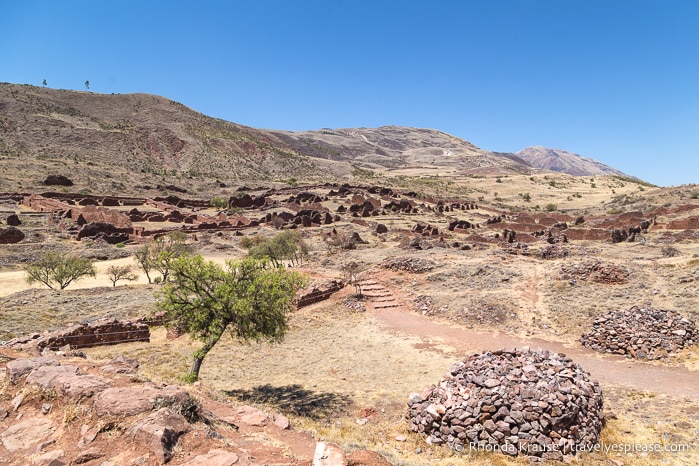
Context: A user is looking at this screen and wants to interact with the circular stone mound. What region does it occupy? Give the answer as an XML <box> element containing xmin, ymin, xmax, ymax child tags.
<box><xmin>581</xmin><ymin>307</ymin><xmax>698</xmax><ymax>360</ymax></box>
<box><xmin>406</xmin><ymin>348</ymin><xmax>603</xmax><ymax>460</ymax></box>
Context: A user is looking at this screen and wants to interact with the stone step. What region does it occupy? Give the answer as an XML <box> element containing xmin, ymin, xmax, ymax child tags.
<box><xmin>360</xmin><ymin>285</ymin><xmax>385</xmax><ymax>291</ymax></box>
<box><xmin>372</xmin><ymin>297</ymin><xmax>396</xmax><ymax>303</ymax></box>
<box><xmin>373</xmin><ymin>302</ymin><xmax>401</xmax><ymax>309</ymax></box>
<box><xmin>363</xmin><ymin>292</ymin><xmax>392</xmax><ymax>298</ymax></box>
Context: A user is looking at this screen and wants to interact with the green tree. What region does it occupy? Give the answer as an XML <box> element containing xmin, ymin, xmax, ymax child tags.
<box><xmin>106</xmin><ymin>264</ymin><xmax>137</xmax><ymax>287</ymax></box>
<box><xmin>25</xmin><ymin>252</ymin><xmax>95</xmax><ymax>290</ymax></box>
<box><xmin>157</xmin><ymin>255</ymin><xmax>308</xmax><ymax>381</ymax></box>
<box><xmin>210</xmin><ymin>197</ymin><xmax>228</xmax><ymax>209</ymax></box>
<box><xmin>42</xmin><ymin>79</ymin><xmax>47</xmax><ymax>87</ymax></box>
<box><xmin>84</xmin><ymin>80</ymin><xmax>90</xmax><ymax>90</ymax></box>
<box><xmin>134</xmin><ymin>233</ymin><xmax>190</xmax><ymax>283</ymax></box>
<box><xmin>246</xmin><ymin>230</ymin><xmax>308</xmax><ymax>267</ymax></box>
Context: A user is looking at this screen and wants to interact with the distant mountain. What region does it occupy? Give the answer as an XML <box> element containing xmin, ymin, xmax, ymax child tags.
<box><xmin>0</xmin><ymin>83</ymin><xmax>637</xmax><ymax>196</ymax></box>
<box><xmin>269</xmin><ymin>126</ymin><xmax>533</xmax><ymax>175</ymax></box>
<box><xmin>516</xmin><ymin>146</ymin><xmax>629</xmax><ymax>177</ymax></box>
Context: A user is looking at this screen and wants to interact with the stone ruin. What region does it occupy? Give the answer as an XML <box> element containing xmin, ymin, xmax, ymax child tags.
<box><xmin>581</xmin><ymin>307</ymin><xmax>698</xmax><ymax>360</ymax></box>
<box><xmin>5</xmin><ymin>318</ymin><xmax>150</xmax><ymax>354</ymax></box>
<box><xmin>406</xmin><ymin>348</ymin><xmax>604</xmax><ymax>461</ymax></box>
<box><xmin>380</xmin><ymin>257</ymin><xmax>435</xmax><ymax>273</ymax></box>
<box><xmin>560</xmin><ymin>259</ymin><xmax>630</xmax><ymax>284</ymax></box>
<box><xmin>295</xmin><ymin>279</ymin><xmax>345</xmax><ymax>308</ymax></box>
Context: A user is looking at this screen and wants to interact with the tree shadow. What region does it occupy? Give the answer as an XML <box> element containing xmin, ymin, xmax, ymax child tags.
<box><xmin>224</xmin><ymin>384</ymin><xmax>353</xmax><ymax>420</ymax></box>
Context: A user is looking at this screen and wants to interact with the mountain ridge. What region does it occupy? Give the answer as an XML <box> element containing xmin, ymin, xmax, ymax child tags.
<box><xmin>0</xmin><ymin>83</ymin><xmax>637</xmax><ymax>195</ymax></box>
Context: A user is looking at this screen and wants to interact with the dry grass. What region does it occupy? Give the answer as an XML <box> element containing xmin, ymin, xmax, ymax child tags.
<box><xmin>82</xmin><ymin>294</ymin><xmax>699</xmax><ymax>465</ymax></box>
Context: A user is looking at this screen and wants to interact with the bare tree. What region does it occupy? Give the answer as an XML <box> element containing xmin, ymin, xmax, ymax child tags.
<box><xmin>106</xmin><ymin>264</ymin><xmax>137</xmax><ymax>288</ymax></box>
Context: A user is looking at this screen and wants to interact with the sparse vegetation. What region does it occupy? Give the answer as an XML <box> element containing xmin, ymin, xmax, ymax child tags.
<box><xmin>25</xmin><ymin>252</ymin><xmax>96</xmax><ymax>290</ymax></box>
<box><xmin>106</xmin><ymin>264</ymin><xmax>137</xmax><ymax>287</ymax></box>
<box><xmin>245</xmin><ymin>230</ymin><xmax>309</xmax><ymax>267</ymax></box>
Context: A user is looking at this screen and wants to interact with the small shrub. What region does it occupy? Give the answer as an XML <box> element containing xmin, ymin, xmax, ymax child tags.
<box><xmin>210</xmin><ymin>197</ymin><xmax>228</xmax><ymax>209</ymax></box>
<box><xmin>544</xmin><ymin>203</ymin><xmax>558</xmax><ymax>212</ymax></box>
<box><xmin>115</xmin><ymin>242</ymin><xmax>126</xmax><ymax>248</ymax></box>
<box><xmin>661</xmin><ymin>246</ymin><xmax>680</xmax><ymax>258</ymax></box>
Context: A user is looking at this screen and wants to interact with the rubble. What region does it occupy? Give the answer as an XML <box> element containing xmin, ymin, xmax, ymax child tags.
<box><xmin>560</xmin><ymin>259</ymin><xmax>630</xmax><ymax>284</ymax></box>
<box><xmin>406</xmin><ymin>349</ymin><xmax>603</xmax><ymax>460</ymax></box>
<box><xmin>381</xmin><ymin>257</ymin><xmax>435</xmax><ymax>273</ymax></box>
<box><xmin>581</xmin><ymin>307</ymin><xmax>698</xmax><ymax>360</ymax></box>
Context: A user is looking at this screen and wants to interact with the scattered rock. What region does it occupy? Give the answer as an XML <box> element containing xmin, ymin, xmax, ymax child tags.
<box><xmin>560</xmin><ymin>259</ymin><xmax>629</xmax><ymax>284</ymax></box>
<box><xmin>581</xmin><ymin>307</ymin><xmax>698</xmax><ymax>359</ymax></box>
<box><xmin>381</xmin><ymin>257</ymin><xmax>435</xmax><ymax>273</ymax></box>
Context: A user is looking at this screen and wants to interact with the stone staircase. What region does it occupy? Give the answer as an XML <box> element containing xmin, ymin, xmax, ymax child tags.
<box><xmin>358</xmin><ymin>278</ymin><xmax>401</xmax><ymax>310</ymax></box>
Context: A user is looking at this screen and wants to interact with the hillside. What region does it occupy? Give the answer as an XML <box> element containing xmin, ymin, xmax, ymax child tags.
<box><xmin>517</xmin><ymin>146</ymin><xmax>629</xmax><ymax>177</ymax></box>
<box><xmin>0</xmin><ymin>83</ymin><xmax>643</xmax><ymax>200</ymax></box>
<box><xmin>0</xmin><ymin>83</ymin><xmax>348</xmax><ymax>196</ymax></box>
<box><xmin>269</xmin><ymin>126</ymin><xmax>533</xmax><ymax>174</ymax></box>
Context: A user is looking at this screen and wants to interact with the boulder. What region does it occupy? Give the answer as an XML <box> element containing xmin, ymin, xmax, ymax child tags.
<box><xmin>0</xmin><ymin>226</ymin><xmax>25</xmax><ymax>244</ymax></box>
<box><xmin>313</xmin><ymin>441</ymin><xmax>346</xmax><ymax>466</ymax></box>
<box><xmin>186</xmin><ymin>449</ymin><xmax>239</xmax><ymax>466</ymax></box>
<box><xmin>6</xmin><ymin>213</ymin><xmax>21</xmax><ymax>226</ymax></box>
<box><xmin>43</xmin><ymin>175</ymin><xmax>73</xmax><ymax>186</ymax></box>
<box><xmin>0</xmin><ymin>417</ymin><xmax>55</xmax><ymax>452</ymax></box>
<box><xmin>94</xmin><ymin>385</ymin><xmax>192</xmax><ymax>416</ymax></box>
<box><xmin>25</xmin><ymin>365</ymin><xmax>112</xmax><ymax>399</ymax></box>
<box><xmin>126</xmin><ymin>408</ymin><xmax>191</xmax><ymax>462</ymax></box>
<box><xmin>5</xmin><ymin>356</ymin><xmax>60</xmax><ymax>383</ymax></box>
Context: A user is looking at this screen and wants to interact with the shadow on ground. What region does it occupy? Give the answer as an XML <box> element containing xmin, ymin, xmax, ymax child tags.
<box><xmin>224</xmin><ymin>384</ymin><xmax>353</xmax><ymax>419</ymax></box>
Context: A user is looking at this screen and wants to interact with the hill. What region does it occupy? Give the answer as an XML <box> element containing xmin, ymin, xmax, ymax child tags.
<box><xmin>0</xmin><ymin>83</ymin><xmax>348</xmax><ymax>196</ymax></box>
<box><xmin>269</xmin><ymin>126</ymin><xmax>533</xmax><ymax>174</ymax></box>
<box><xmin>516</xmin><ymin>146</ymin><xmax>629</xmax><ymax>177</ymax></box>
<box><xmin>0</xmin><ymin>83</ymin><xmax>642</xmax><ymax>199</ymax></box>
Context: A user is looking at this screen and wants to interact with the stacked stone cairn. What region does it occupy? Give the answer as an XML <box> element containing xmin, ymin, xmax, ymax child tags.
<box><xmin>406</xmin><ymin>348</ymin><xmax>604</xmax><ymax>461</ymax></box>
<box><xmin>581</xmin><ymin>307</ymin><xmax>698</xmax><ymax>360</ymax></box>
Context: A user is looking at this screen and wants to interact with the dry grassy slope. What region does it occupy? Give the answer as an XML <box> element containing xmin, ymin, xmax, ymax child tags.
<box><xmin>0</xmin><ymin>83</ymin><xmax>349</xmax><ymax>196</ymax></box>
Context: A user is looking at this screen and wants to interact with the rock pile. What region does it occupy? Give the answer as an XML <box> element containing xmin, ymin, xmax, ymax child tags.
<box><xmin>406</xmin><ymin>349</ymin><xmax>604</xmax><ymax>461</ymax></box>
<box><xmin>381</xmin><ymin>257</ymin><xmax>435</xmax><ymax>273</ymax></box>
<box><xmin>581</xmin><ymin>307</ymin><xmax>698</xmax><ymax>360</ymax></box>
<box><xmin>536</xmin><ymin>244</ymin><xmax>569</xmax><ymax>260</ymax></box>
<box><xmin>560</xmin><ymin>259</ymin><xmax>629</xmax><ymax>284</ymax></box>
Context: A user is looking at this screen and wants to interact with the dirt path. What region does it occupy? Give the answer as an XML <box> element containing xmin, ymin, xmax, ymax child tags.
<box><xmin>0</xmin><ymin>254</ymin><xmax>235</xmax><ymax>298</ymax></box>
<box><xmin>372</xmin><ymin>306</ymin><xmax>699</xmax><ymax>399</ymax></box>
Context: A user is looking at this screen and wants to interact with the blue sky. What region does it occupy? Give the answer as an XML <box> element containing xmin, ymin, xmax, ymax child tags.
<box><xmin>1</xmin><ymin>1</ymin><xmax>698</xmax><ymax>186</ymax></box>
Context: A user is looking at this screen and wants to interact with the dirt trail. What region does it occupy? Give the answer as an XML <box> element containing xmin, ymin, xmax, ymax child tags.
<box><xmin>0</xmin><ymin>254</ymin><xmax>234</xmax><ymax>298</ymax></box>
<box><xmin>373</xmin><ymin>306</ymin><xmax>699</xmax><ymax>399</ymax></box>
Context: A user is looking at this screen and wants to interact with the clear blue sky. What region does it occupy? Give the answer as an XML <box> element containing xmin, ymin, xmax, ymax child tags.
<box><xmin>2</xmin><ymin>1</ymin><xmax>698</xmax><ymax>187</ymax></box>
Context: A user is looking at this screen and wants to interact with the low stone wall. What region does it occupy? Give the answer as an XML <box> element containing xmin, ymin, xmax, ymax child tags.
<box><xmin>296</xmin><ymin>279</ymin><xmax>345</xmax><ymax>308</ymax></box>
<box><xmin>6</xmin><ymin>318</ymin><xmax>150</xmax><ymax>353</ymax></box>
